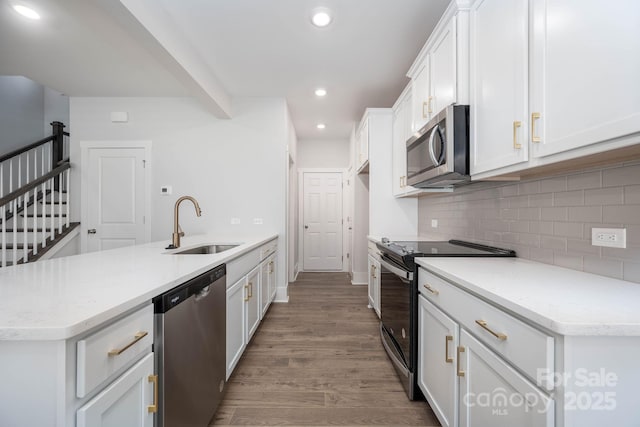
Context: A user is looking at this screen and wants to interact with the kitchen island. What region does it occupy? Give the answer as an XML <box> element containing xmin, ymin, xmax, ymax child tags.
<box><xmin>0</xmin><ymin>233</ymin><xmax>278</xmax><ymax>427</ymax></box>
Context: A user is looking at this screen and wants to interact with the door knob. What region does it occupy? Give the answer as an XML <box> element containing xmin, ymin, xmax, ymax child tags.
<box><xmin>88</xmin><ymin>229</ymin><xmax>97</xmax><ymax>234</ymax></box>
<box><xmin>304</xmin><ymin>225</ymin><xmax>309</xmax><ymax>229</ymax></box>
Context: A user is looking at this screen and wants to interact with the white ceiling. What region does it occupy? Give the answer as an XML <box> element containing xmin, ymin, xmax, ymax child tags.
<box><xmin>1</xmin><ymin>0</ymin><xmax>449</xmax><ymax>140</ymax></box>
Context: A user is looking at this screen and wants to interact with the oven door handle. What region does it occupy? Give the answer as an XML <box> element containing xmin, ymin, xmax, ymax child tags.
<box><xmin>379</xmin><ymin>256</ymin><xmax>414</xmax><ymax>282</ymax></box>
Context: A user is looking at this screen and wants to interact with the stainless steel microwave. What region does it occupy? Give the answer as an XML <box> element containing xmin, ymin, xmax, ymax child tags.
<box><xmin>406</xmin><ymin>104</ymin><xmax>470</xmax><ymax>188</ymax></box>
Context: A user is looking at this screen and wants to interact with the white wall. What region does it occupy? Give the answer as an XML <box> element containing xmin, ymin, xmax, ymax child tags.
<box><xmin>43</xmin><ymin>87</ymin><xmax>71</xmax><ymax>135</ymax></box>
<box><xmin>0</xmin><ymin>76</ymin><xmax>44</xmax><ymax>155</ymax></box>
<box><xmin>296</xmin><ymin>138</ymin><xmax>350</xmax><ymax>169</ymax></box>
<box><xmin>69</xmin><ymin>96</ymin><xmax>289</xmax><ymax>299</ymax></box>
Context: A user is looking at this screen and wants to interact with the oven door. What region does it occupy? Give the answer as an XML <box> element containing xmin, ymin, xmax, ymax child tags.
<box><xmin>379</xmin><ymin>255</ymin><xmax>413</xmax><ymax>372</ymax></box>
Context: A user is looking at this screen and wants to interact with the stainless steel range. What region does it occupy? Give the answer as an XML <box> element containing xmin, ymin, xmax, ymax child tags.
<box><xmin>376</xmin><ymin>239</ymin><xmax>516</xmax><ymax>400</ymax></box>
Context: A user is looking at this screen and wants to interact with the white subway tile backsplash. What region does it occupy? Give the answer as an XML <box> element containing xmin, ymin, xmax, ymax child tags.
<box><xmin>541</xmin><ymin>207</ymin><xmax>568</xmax><ymax>221</ymax></box>
<box><xmin>417</xmin><ymin>161</ymin><xmax>640</xmax><ymax>282</ymax></box>
<box><xmin>567</xmin><ymin>170</ymin><xmax>601</xmax><ymax>190</ymax></box>
<box><xmin>585</xmin><ymin>187</ymin><xmax>624</xmax><ymax>205</ymax></box>
<box><xmin>568</xmin><ymin>206</ymin><xmax>602</xmax><ymax>223</ymax></box>
<box><xmin>553</xmin><ymin>190</ymin><xmax>585</xmax><ymax>207</ymax></box>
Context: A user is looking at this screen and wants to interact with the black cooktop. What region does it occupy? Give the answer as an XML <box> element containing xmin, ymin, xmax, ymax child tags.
<box><xmin>377</xmin><ymin>239</ymin><xmax>516</xmax><ymax>269</ymax></box>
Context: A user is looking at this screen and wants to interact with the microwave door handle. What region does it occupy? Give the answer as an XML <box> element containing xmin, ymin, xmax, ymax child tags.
<box><xmin>427</xmin><ymin>127</ymin><xmax>440</xmax><ymax>166</ymax></box>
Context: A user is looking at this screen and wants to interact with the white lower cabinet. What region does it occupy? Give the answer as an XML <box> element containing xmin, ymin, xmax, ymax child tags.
<box><xmin>367</xmin><ymin>253</ymin><xmax>380</xmax><ymax>317</ymax></box>
<box><xmin>245</xmin><ymin>266</ymin><xmax>261</xmax><ymax>342</ymax></box>
<box><xmin>418</xmin><ymin>267</ymin><xmax>554</xmax><ymax>427</ymax></box>
<box><xmin>76</xmin><ymin>353</ymin><xmax>155</xmax><ymax>427</ymax></box>
<box><xmin>459</xmin><ymin>330</ymin><xmax>553</xmax><ymax>427</ymax></box>
<box><xmin>418</xmin><ymin>296</ymin><xmax>458</xmax><ymax>427</ymax></box>
<box><xmin>226</xmin><ymin>239</ymin><xmax>278</xmax><ymax>379</ymax></box>
<box><xmin>226</xmin><ymin>276</ymin><xmax>247</xmax><ymax>379</ymax></box>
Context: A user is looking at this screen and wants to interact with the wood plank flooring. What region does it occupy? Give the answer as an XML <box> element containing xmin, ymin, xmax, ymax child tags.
<box><xmin>211</xmin><ymin>272</ymin><xmax>440</xmax><ymax>426</ymax></box>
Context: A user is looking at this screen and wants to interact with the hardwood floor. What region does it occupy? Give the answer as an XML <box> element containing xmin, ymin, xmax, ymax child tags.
<box><xmin>211</xmin><ymin>272</ymin><xmax>440</xmax><ymax>426</ymax></box>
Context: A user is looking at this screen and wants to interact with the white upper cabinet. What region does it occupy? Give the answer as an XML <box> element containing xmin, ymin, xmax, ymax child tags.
<box><xmin>408</xmin><ymin>1</ymin><xmax>469</xmax><ymax>133</ymax></box>
<box><xmin>356</xmin><ymin>118</ymin><xmax>370</xmax><ymax>173</ymax></box>
<box><xmin>530</xmin><ymin>0</ymin><xmax>640</xmax><ymax>158</ymax></box>
<box><xmin>429</xmin><ymin>17</ymin><xmax>458</xmax><ymax>119</ymax></box>
<box><xmin>471</xmin><ymin>0</ymin><xmax>640</xmax><ymax>179</ymax></box>
<box><xmin>470</xmin><ymin>0</ymin><xmax>529</xmax><ymax>175</ymax></box>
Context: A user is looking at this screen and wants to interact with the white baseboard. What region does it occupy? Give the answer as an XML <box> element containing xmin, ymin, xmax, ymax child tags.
<box><xmin>274</xmin><ymin>285</ymin><xmax>289</xmax><ymax>303</ymax></box>
<box><xmin>351</xmin><ymin>271</ymin><xmax>368</xmax><ymax>285</ymax></box>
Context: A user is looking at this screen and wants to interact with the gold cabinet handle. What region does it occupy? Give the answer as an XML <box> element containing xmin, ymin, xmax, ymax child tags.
<box><xmin>108</xmin><ymin>331</ymin><xmax>148</xmax><ymax>356</ymax></box>
<box><xmin>513</xmin><ymin>121</ymin><xmax>522</xmax><ymax>149</ymax></box>
<box><xmin>422</xmin><ymin>101</ymin><xmax>429</xmax><ymax>118</ymax></box>
<box><xmin>248</xmin><ymin>281</ymin><xmax>253</xmax><ymax>298</ymax></box>
<box><xmin>445</xmin><ymin>335</ymin><xmax>453</xmax><ymax>364</ymax></box>
<box><xmin>475</xmin><ymin>320</ymin><xmax>507</xmax><ymax>341</ymax></box>
<box><xmin>400</xmin><ymin>176</ymin><xmax>404</xmax><ymax>188</ymax></box>
<box><xmin>269</xmin><ymin>261</ymin><xmax>274</xmax><ymax>273</ymax></box>
<box><xmin>148</xmin><ymin>375</ymin><xmax>158</xmax><ymax>413</ymax></box>
<box><xmin>428</xmin><ymin>96</ymin><xmax>433</xmax><ymax>114</ymax></box>
<box><xmin>423</xmin><ymin>283</ymin><xmax>439</xmax><ymax>295</ymax></box>
<box><xmin>457</xmin><ymin>346</ymin><xmax>465</xmax><ymax>377</ymax></box>
<box><xmin>244</xmin><ymin>284</ymin><xmax>250</xmax><ymax>302</ymax></box>
<box><xmin>531</xmin><ymin>112</ymin><xmax>541</xmax><ymax>142</ymax></box>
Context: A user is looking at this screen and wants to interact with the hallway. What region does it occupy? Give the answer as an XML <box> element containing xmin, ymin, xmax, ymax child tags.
<box><xmin>211</xmin><ymin>272</ymin><xmax>439</xmax><ymax>426</ymax></box>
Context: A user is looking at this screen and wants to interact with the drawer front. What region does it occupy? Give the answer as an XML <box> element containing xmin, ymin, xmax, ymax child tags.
<box><xmin>367</xmin><ymin>240</ymin><xmax>378</xmax><ymax>252</ymax></box>
<box><xmin>227</xmin><ymin>247</ymin><xmax>261</xmax><ymax>287</ymax></box>
<box><xmin>77</xmin><ymin>305</ymin><xmax>153</xmax><ymax>398</ymax></box>
<box><xmin>260</xmin><ymin>239</ymin><xmax>278</xmax><ymax>260</ymax></box>
<box><xmin>418</xmin><ymin>268</ymin><xmax>554</xmax><ymax>390</ymax></box>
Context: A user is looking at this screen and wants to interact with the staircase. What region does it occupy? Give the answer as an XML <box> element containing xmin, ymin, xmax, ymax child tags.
<box><xmin>1</xmin><ymin>122</ymin><xmax>79</xmax><ymax>268</ymax></box>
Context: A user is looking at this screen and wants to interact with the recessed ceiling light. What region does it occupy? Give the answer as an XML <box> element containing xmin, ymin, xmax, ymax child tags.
<box><xmin>311</xmin><ymin>8</ymin><xmax>332</xmax><ymax>28</ymax></box>
<box><xmin>315</xmin><ymin>88</ymin><xmax>327</xmax><ymax>97</ymax></box>
<box><xmin>317</xmin><ymin>123</ymin><xmax>326</xmax><ymax>130</ymax></box>
<box><xmin>13</xmin><ymin>4</ymin><xmax>40</xmax><ymax>20</ymax></box>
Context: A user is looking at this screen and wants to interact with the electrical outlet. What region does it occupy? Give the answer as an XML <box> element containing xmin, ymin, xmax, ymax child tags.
<box><xmin>431</xmin><ymin>219</ymin><xmax>438</xmax><ymax>228</ymax></box>
<box><xmin>592</xmin><ymin>228</ymin><xmax>626</xmax><ymax>248</ymax></box>
<box><xmin>231</xmin><ymin>218</ymin><xmax>240</xmax><ymax>225</ymax></box>
<box><xmin>253</xmin><ymin>218</ymin><xmax>263</xmax><ymax>225</ymax></box>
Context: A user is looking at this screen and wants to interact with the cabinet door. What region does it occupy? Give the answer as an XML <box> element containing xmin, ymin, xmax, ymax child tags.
<box><xmin>268</xmin><ymin>254</ymin><xmax>277</xmax><ymax>302</ymax></box>
<box><xmin>459</xmin><ymin>329</ymin><xmax>553</xmax><ymax>427</ymax></box>
<box><xmin>430</xmin><ymin>17</ymin><xmax>457</xmax><ymax>116</ymax></box>
<box><xmin>530</xmin><ymin>0</ymin><xmax>640</xmax><ymax>158</ymax></box>
<box><xmin>260</xmin><ymin>260</ymin><xmax>270</xmax><ymax>318</ymax></box>
<box><xmin>392</xmin><ymin>104</ymin><xmax>406</xmax><ymax>197</ymax></box>
<box><xmin>226</xmin><ymin>276</ymin><xmax>247</xmax><ymax>378</ymax></box>
<box><xmin>367</xmin><ymin>254</ymin><xmax>376</xmax><ymax>310</ymax></box>
<box><xmin>77</xmin><ymin>353</ymin><xmax>154</xmax><ymax>427</ymax></box>
<box><xmin>245</xmin><ymin>266</ymin><xmax>261</xmax><ymax>342</ymax></box>
<box><xmin>418</xmin><ymin>296</ymin><xmax>458</xmax><ymax>427</ymax></box>
<box><xmin>412</xmin><ymin>57</ymin><xmax>431</xmax><ymax>132</ymax></box>
<box><xmin>359</xmin><ymin>119</ymin><xmax>370</xmax><ymax>168</ymax></box>
<box><xmin>470</xmin><ymin>0</ymin><xmax>528</xmax><ymax>175</ymax></box>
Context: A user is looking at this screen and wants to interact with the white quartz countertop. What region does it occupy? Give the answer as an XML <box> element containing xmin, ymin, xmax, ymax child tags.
<box><xmin>415</xmin><ymin>257</ymin><xmax>640</xmax><ymax>336</ymax></box>
<box><xmin>0</xmin><ymin>233</ymin><xmax>277</xmax><ymax>341</ymax></box>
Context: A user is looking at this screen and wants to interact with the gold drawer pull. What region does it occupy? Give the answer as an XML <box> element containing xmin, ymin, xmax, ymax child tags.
<box><xmin>423</xmin><ymin>283</ymin><xmax>439</xmax><ymax>295</ymax></box>
<box><xmin>513</xmin><ymin>120</ymin><xmax>522</xmax><ymax>149</ymax></box>
<box><xmin>531</xmin><ymin>112</ymin><xmax>541</xmax><ymax>142</ymax></box>
<box><xmin>475</xmin><ymin>320</ymin><xmax>507</xmax><ymax>341</ymax></box>
<box><xmin>108</xmin><ymin>331</ymin><xmax>148</xmax><ymax>356</ymax></box>
<box><xmin>445</xmin><ymin>335</ymin><xmax>453</xmax><ymax>364</ymax></box>
<box><xmin>457</xmin><ymin>346</ymin><xmax>465</xmax><ymax>377</ymax></box>
<box><xmin>148</xmin><ymin>375</ymin><xmax>158</xmax><ymax>413</ymax></box>
<box><xmin>244</xmin><ymin>284</ymin><xmax>250</xmax><ymax>302</ymax></box>
<box><xmin>248</xmin><ymin>281</ymin><xmax>253</xmax><ymax>298</ymax></box>
<box><xmin>422</xmin><ymin>101</ymin><xmax>429</xmax><ymax>118</ymax></box>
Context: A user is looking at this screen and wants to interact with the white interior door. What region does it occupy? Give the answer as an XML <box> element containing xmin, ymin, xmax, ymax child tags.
<box><xmin>303</xmin><ymin>172</ymin><xmax>343</xmax><ymax>271</ymax></box>
<box><xmin>84</xmin><ymin>146</ymin><xmax>148</xmax><ymax>252</ymax></box>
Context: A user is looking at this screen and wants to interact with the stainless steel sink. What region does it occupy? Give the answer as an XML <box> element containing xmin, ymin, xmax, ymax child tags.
<box><xmin>173</xmin><ymin>244</ymin><xmax>240</xmax><ymax>255</ymax></box>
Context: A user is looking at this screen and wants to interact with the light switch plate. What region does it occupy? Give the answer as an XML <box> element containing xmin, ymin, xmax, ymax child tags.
<box><xmin>253</xmin><ymin>218</ymin><xmax>263</xmax><ymax>225</ymax></box>
<box><xmin>431</xmin><ymin>219</ymin><xmax>438</xmax><ymax>228</ymax></box>
<box><xmin>231</xmin><ymin>218</ymin><xmax>240</xmax><ymax>225</ymax></box>
<box><xmin>592</xmin><ymin>227</ymin><xmax>626</xmax><ymax>248</ymax></box>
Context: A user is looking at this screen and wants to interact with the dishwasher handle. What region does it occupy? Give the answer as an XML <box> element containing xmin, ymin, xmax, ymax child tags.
<box><xmin>194</xmin><ymin>285</ymin><xmax>211</xmax><ymax>301</ymax></box>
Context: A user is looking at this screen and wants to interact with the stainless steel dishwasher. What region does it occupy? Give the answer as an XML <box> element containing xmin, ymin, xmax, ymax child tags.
<box><xmin>154</xmin><ymin>264</ymin><xmax>226</xmax><ymax>427</ymax></box>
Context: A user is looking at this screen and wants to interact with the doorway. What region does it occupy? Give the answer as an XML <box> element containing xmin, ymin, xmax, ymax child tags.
<box><xmin>80</xmin><ymin>141</ymin><xmax>151</xmax><ymax>253</ymax></box>
<box><xmin>300</xmin><ymin>170</ymin><xmax>344</xmax><ymax>271</ymax></box>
